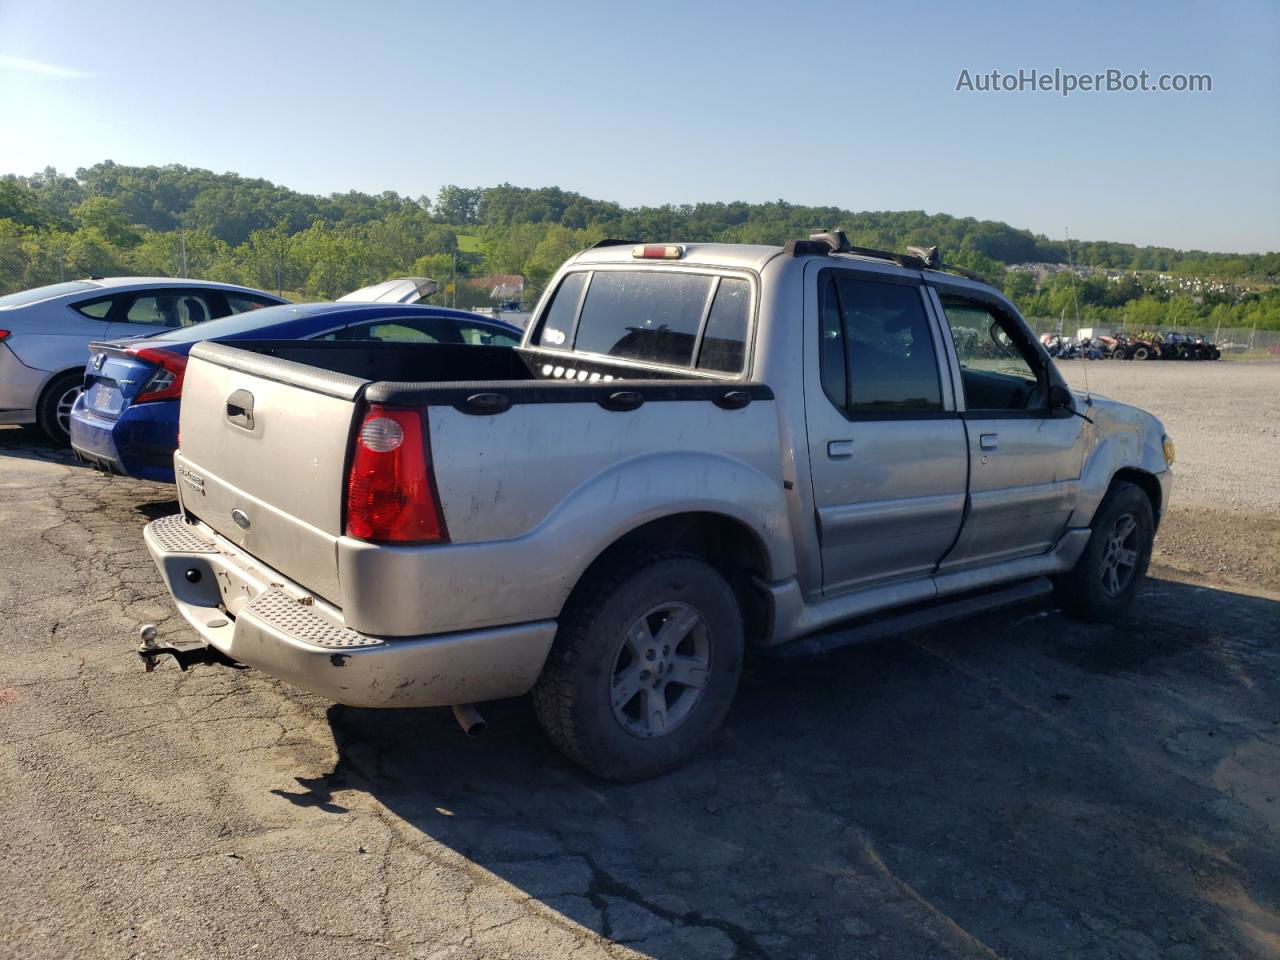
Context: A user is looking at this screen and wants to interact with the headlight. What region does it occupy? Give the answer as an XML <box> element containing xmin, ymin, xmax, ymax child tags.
<box><xmin>1162</xmin><ymin>435</ymin><xmax>1176</xmax><ymax>466</ymax></box>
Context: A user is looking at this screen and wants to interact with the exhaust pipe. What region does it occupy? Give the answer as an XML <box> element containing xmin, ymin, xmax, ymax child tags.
<box><xmin>451</xmin><ymin>702</ymin><xmax>487</xmax><ymax>737</ymax></box>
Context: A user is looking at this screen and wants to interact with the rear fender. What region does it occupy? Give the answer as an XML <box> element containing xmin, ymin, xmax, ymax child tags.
<box><xmin>545</xmin><ymin>449</ymin><xmax>795</xmax><ymax>588</ymax></box>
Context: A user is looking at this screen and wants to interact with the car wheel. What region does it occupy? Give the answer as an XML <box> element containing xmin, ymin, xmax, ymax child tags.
<box><xmin>1109</xmin><ymin>348</ymin><xmax>1126</xmax><ymax>360</ymax></box>
<box><xmin>37</xmin><ymin>371</ymin><xmax>84</xmax><ymax>446</ymax></box>
<box><xmin>532</xmin><ymin>550</ymin><xmax>744</xmax><ymax>782</ymax></box>
<box><xmin>1133</xmin><ymin>346</ymin><xmax>1150</xmax><ymax>360</ymax></box>
<box><xmin>1055</xmin><ymin>481</ymin><xmax>1154</xmax><ymax>623</ymax></box>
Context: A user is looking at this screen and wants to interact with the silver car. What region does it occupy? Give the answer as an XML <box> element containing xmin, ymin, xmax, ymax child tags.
<box><xmin>0</xmin><ymin>278</ymin><xmax>283</xmax><ymax>443</ymax></box>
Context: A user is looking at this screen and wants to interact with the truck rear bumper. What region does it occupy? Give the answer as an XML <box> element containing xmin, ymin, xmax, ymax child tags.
<box><xmin>144</xmin><ymin>514</ymin><xmax>556</xmax><ymax>708</ymax></box>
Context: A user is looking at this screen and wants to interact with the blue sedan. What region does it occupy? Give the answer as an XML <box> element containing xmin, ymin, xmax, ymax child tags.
<box><xmin>69</xmin><ymin>303</ymin><xmax>522</xmax><ymax>483</ymax></box>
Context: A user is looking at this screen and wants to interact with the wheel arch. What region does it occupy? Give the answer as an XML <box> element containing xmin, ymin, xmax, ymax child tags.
<box><xmin>1111</xmin><ymin>467</ymin><xmax>1163</xmax><ymax>529</ymax></box>
<box><xmin>37</xmin><ymin>365</ymin><xmax>89</xmax><ymax>403</ymax></box>
<box><xmin>563</xmin><ymin>511</ymin><xmax>775</xmax><ymax>646</ymax></box>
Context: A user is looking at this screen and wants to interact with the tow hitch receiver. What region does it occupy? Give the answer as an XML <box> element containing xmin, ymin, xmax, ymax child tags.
<box><xmin>137</xmin><ymin>624</ymin><xmax>244</xmax><ymax>672</ymax></box>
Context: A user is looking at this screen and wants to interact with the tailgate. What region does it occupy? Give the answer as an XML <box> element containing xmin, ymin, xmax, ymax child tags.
<box><xmin>175</xmin><ymin>342</ymin><xmax>367</xmax><ymax>604</ymax></box>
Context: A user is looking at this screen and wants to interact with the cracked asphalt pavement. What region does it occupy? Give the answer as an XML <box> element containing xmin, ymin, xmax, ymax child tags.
<box><xmin>2</xmin><ymin>365</ymin><xmax>1279</xmax><ymax>960</ymax></box>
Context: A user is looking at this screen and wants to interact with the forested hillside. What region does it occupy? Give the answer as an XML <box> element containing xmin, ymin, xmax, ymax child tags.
<box><xmin>2</xmin><ymin>161</ymin><xmax>1278</xmax><ymax>329</ymax></box>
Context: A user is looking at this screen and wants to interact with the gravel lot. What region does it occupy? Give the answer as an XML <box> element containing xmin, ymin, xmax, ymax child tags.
<box><xmin>2</xmin><ymin>361</ymin><xmax>1278</xmax><ymax>960</ymax></box>
<box><xmin>1059</xmin><ymin>359</ymin><xmax>1280</xmax><ymax>594</ymax></box>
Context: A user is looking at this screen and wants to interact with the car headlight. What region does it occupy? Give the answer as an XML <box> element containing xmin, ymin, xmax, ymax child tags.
<box><xmin>1162</xmin><ymin>435</ymin><xmax>1176</xmax><ymax>466</ymax></box>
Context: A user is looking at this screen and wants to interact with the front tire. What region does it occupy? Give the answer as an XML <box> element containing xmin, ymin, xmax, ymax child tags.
<box><xmin>37</xmin><ymin>371</ymin><xmax>84</xmax><ymax>446</ymax></box>
<box><xmin>1055</xmin><ymin>481</ymin><xmax>1154</xmax><ymax>622</ymax></box>
<box><xmin>532</xmin><ymin>551</ymin><xmax>744</xmax><ymax>782</ymax></box>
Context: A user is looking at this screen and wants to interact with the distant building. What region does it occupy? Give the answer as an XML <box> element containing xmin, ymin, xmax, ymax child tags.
<box><xmin>467</xmin><ymin>274</ymin><xmax>525</xmax><ymax>302</ymax></box>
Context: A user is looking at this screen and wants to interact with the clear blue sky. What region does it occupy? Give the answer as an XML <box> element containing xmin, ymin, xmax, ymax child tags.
<box><xmin>1</xmin><ymin>0</ymin><xmax>1276</xmax><ymax>253</ymax></box>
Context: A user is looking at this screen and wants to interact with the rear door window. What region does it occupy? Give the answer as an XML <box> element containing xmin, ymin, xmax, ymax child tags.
<box><xmin>818</xmin><ymin>270</ymin><xmax>943</xmax><ymax>414</ymax></box>
<box><xmin>121</xmin><ymin>291</ymin><xmax>220</xmax><ymax>327</ymax></box>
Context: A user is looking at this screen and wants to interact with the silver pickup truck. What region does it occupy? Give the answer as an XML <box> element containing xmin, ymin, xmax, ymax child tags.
<box><xmin>142</xmin><ymin>233</ymin><xmax>1174</xmax><ymax>780</ymax></box>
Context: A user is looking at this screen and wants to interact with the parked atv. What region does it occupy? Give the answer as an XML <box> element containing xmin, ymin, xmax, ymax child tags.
<box><xmin>1131</xmin><ymin>331</ymin><xmax>1163</xmax><ymax>360</ymax></box>
<box><xmin>1192</xmin><ymin>335</ymin><xmax>1221</xmax><ymax>360</ymax></box>
<box><xmin>1155</xmin><ymin>332</ymin><xmax>1190</xmax><ymax>360</ymax></box>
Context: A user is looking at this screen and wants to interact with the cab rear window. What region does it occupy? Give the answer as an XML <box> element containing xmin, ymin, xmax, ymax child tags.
<box><xmin>534</xmin><ymin>270</ymin><xmax>752</xmax><ymax>373</ymax></box>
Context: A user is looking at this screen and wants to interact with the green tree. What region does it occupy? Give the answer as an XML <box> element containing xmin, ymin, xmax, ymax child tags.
<box><xmin>73</xmin><ymin>196</ymin><xmax>140</xmax><ymax>247</ymax></box>
<box><xmin>434</xmin><ymin>186</ymin><xmax>482</xmax><ymax>225</ymax></box>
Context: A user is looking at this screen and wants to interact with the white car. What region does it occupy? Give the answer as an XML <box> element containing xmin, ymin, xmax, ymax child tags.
<box><xmin>0</xmin><ymin>278</ymin><xmax>283</xmax><ymax>443</ymax></box>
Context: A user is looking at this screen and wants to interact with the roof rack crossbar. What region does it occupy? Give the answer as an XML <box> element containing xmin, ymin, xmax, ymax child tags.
<box><xmin>784</xmin><ymin>229</ymin><xmax>985</xmax><ymax>282</ymax></box>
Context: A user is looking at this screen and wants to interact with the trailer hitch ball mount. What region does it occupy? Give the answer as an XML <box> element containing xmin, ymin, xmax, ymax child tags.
<box><xmin>136</xmin><ymin>624</ymin><xmax>244</xmax><ymax>672</ymax></box>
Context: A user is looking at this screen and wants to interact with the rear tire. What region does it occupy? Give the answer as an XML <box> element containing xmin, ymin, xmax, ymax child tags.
<box><xmin>37</xmin><ymin>371</ymin><xmax>83</xmax><ymax>446</ymax></box>
<box><xmin>531</xmin><ymin>551</ymin><xmax>744</xmax><ymax>782</ymax></box>
<box><xmin>1055</xmin><ymin>481</ymin><xmax>1154</xmax><ymax>623</ymax></box>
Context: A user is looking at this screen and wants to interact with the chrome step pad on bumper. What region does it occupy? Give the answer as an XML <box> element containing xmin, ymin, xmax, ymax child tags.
<box><xmin>148</xmin><ymin>514</ymin><xmax>218</xmax><ymax>553</ymax></box>
<box><xmin>245</xmin><ymin>590</ymin><xmax>381</xmax><ymax>649</ymax></box>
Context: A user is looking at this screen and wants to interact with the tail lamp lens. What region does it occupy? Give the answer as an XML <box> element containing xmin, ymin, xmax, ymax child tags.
<box><xmin>345</xmin><ymin>405</ymin><xmax>447</xmax><ymax>544</ymax></box>
<box><xmin>127</xmin><ymin>347</ymin><xmax>188</xmax><ymax>403</ymax></box>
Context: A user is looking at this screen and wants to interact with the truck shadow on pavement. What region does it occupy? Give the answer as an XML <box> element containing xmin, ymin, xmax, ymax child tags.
<box><xmin>276</xmin><ymin>579</ymin><xmax>1280</xmax><ymax>959</ymax></box>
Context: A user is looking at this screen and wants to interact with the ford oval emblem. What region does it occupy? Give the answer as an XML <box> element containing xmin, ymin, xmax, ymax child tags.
<box><xmin>231</xmin><ymin>509</ymin><xmax>251</xmax><ymax>530</ymax></box>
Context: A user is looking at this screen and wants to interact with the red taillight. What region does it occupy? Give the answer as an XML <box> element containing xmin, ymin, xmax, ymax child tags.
<box><xmin>127</xmin><ymin>347</ymin><xmax>188</xmax><ymax>403</ymax></box>
<box><xmin>345</xmin><ymin>405</ymin><xmax>448</xmax><ymax>544</ymax></box>
<box><xmin>632</xmin><ymin>244</ymin><xmax>684</xmax><ymax>259</ymax></box>
<box><xmin>0</xmin><ymin>330</ymin><xmax>9</xmax><ymax>341</ymax></box>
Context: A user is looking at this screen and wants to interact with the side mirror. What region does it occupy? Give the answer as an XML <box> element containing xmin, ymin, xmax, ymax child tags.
<box><xmin>1049</xmin><ymin>384</ymin><xmax>1074</xmax><ymax>412</ymax></box>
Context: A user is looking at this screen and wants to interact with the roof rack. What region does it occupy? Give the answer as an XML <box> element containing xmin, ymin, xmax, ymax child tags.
<box><xmin>784</xmin><ymin>229</ymin><xmax>983</xmax><ymax>283</ymax></box>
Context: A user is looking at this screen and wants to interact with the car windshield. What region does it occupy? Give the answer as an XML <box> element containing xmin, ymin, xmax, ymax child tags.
<box><xmin>0</xmin><ymin>280</ymin><xmax>101</xmax><ymax>308</ymax></box>
<box><xmin>145</xmin><ymin>303</ymin><xmax>322</xmax><ymax>342</ymax></box>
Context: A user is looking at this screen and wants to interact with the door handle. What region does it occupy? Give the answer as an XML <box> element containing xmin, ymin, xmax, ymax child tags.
<box><xmin>980</xmin><ymin>433</ymin><xmax>998</xmax><ymax>450</ymax></box>
<box><xmin>827</xmin><ymin>439</ymin><xmax>854</xmax><ymax>458</ymax></box>
<box><xmin>226</xmin><ymin>389</ymin><xmax>255</xmax><ymax>430</ymax></box>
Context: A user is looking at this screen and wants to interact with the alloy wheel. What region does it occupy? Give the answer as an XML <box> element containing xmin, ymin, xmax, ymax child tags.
<box><xmin>610</xmin><ymin>601</ymin><xmax>711</xmax><ymax>739</ymax></box>
<box><xmin>1100</xmin><ymin>513</ymin><xmax>1140</xmax><ymax>597</ymax></box>
<box><xmin>56</xmin><ymin>385</ymin><xmax>83</xmax><ymax>438</ymax></box>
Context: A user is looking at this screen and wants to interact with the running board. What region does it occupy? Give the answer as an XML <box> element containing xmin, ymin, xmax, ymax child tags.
<box><xmin>764</xmin><ymin>577</ymin><xmax>1054</xmax><ymax>659</ymax></box>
